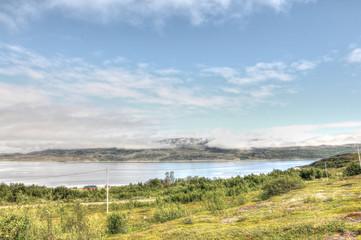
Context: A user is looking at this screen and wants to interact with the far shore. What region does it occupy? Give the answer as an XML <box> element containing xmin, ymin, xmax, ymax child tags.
<box><xmin>0</xmin><ymin>158</ymin><xmax>320</xmax><ymax>162</ymax></box>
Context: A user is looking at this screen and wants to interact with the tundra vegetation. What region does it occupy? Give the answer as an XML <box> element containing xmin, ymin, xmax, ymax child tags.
<box><xmin>0</xmin><ymin>144</ymin><xmax>358</xmax><ymax>162</ymax></box>
<box><xmin>0</xmin><ymin>153</ymin><xmax>360</xmax><ymax>239</ymax></box>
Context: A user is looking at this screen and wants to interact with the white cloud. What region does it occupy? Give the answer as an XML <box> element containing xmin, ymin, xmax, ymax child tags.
<box><xmin>202</xmin><ymin>67</ymin><xmax>239</xmax><ymax>79</ymax></box>
<box><xmin>0</xmin><ymin>43</ymin><xmax>230</xmax><ymax>108</ymax></box>
<box><xmin>0</xmin><ymin>103</ymin><xmax>162</xmax><ymax>153</ymax></box>
<box><xmin>0</xmin><ymin>44</ymin><xmax>319</xmax><ymax>109</ymax></box>
<box><xmin>0</xmin><ymin>43</ymin><xmax>314</xmax><ymax>110</ymax></box>
<box><xmin>247</xmin><ymin>84</ymin><xmax>280</xmax><ymax>98</ymax></box>
<box><xmin>0</xmin><ymin>83</ymin><xmax>50</xmax><ymax>108</ymax></box>
<box><xmin>208</xmin><ymin>121</ymin><xmax>361</xmax><ymax>149</ymax></box>
<box><xmin>0</xmin><ymin>1</ymin><xmax>43</xmax><ymax>31</ymax></box>
<box><xmin>203</xmin><ymin>59</ymin><xmax>316</xmax><ymax>105</ymax></box>
<box><xmin>347</xmin><ymin>48</ymin><xmax>361</xmax><ymax>63</ymax></box>
<box><xmin>155</xmin><ymin>68</ymin><xmax>182</xmax><ymax>75</ymax></box>
<box><xmin>291</xmin><ymin>60</ymin><xmax>317</xmax><ymax>71</ymax></box>
<box><xmin>0</xmin><ymin>43</ymin><xmax>328</xmax><ymax>153</ymax></box>
<box><xmin>2</xmin><ymin>105</ymin><xmax>360</xmax><ymax>153</ymax></box>
<box><xmin>0</xmin><ymin>43</ymin><xmax>243</xmax><ymax>153</ymax></box>
<box><xmin>0</xmin><ymin>0</ymin><xmax>315</xmax><ymax>29</ymax></box>
<box><xmin>204</xmin><ymin>60</ymin><xmax>316</xmax><ymax>86</ymax></box>
<box><xmin>238</xmin><ymin>61</ymin><xmax>292</xmax><ymax>84</ymax></box>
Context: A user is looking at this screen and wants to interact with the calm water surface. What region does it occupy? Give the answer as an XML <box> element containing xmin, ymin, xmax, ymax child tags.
<box><xmin>0</xmin><ymin>160</ymin><xmax>316</xmax><ymax>187</ymax></box>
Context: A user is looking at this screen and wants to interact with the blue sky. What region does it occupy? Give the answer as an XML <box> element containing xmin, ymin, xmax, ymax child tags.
<box><xmin>1</xmin><ymin>0</ymin><xmax>361</xmax><ymax>153</ymax></box>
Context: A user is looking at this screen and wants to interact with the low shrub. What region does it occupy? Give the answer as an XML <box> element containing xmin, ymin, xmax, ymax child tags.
<box><xmin>299</xmin><ymin>167</ymin><xmax>327</xmax><ymax>180</ymax></box>
<box><xmin>60</xmin><ymin>202</ymin><xmax>87</xmax><ymax>233</ymax></box>
<box><xmin>238</xmin><ymin>194</ymin><xmax>248</xmax><ymax>205</ymax></box>
<box><xmin>260</xmin><ymin>175</ymin><xmax>305</xmax><ymax>200</ymax></box>
<box><xmin>343</xmin><ymin>162</ymin><xmax>361</xmax><ymax>176</ymax></box>
<box><xmin>0</xmin><ymin>210</ymin><xmax>34</xmax><ymax>239</ymax></box>
<box><xmin>107</xmin><ymin>212</ymin><xmax>128</xmax><ymax>234</ymax></box>
<box><xmin>182</xmin><ymin>212</ymin><xmax>194</xmax><ymax>225</ymax></box>
<box><xmin>58</xmin><ymin>202</ymin><xmax>105</xmax><ymax>238</ymax></box>
<box><xmin>153</xmin><ymin>204</ymin><xmax>186</xmax><ymax>223</ymax></box>
<box><xmin>205</xmin><ymin>189</ymin><xmax>227</xmax><ymax>212</ymax></box>
<box><xmin>303</xmin><ymin>196</ymin><xmax>322</xmax><ymax>203</ymax></box>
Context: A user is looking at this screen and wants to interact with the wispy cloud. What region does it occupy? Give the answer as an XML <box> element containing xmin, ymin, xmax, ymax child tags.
<box><xmin>0</xmin><ymin>0</ymin><xmax>315</xmax><ymax>30</ymax></box>
<box><xmin>202</xmin><ymin>59</ymin><xmax>317</xmax><ymax>106</ymax></box>
<box><xmin>208</xmin><ymin>121</ymin><xmax>361</xmax><ymax>149</ymax></box>
<box><xmin>347</xmin><ymin>48</ymin><xmax>361</xmax><ymax>63</ymax></box>
<box><xmin>290</xmin><ymin>60</ymin><xmax>317</xmax><ymax>71</ymax></box>
<box><xmin>0</xmin><ymin>103</ymin><xmax>162</xmax><ymax>153</ymax></box>
<box><xmin>0</xmin><ymin>43</ymin><xmax>230</xmax><ymax>108</ymax></box>
<box><xmin>0</xmin><ymin>43</ymin><xmax>324</xmax><ymax>153</ymax></box>
<box><xmin>203</xmin><ymin>60</ymin><xmax>316</xmax><ymax>85</ymax></box>
<box><xmin>202</xmin><ymin>67</ymin><xmax>239</xmax><ymax>81</ymax></box>
<box><xmin>1</xmin><ymin>43</ymin><xmax>308</xmax><ymax>110</ymax></box>
<box><xmin>0</xmin><ymin>83</ymin><xmax>50</xmax><ymax>108</ymax></box>
<box><xmin>237</xmin><ymin>61</ymin><xmax>292</xmax><ymax>84</ymax></box>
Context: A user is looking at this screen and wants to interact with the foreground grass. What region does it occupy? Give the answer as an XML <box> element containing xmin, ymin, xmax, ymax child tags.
<box><xmin>1</xmin><ymin>154</ymin><xmax>361</xmax><ymax>239</ymax></box>
<box><xmin>0</xmin><ymin>176</ymin><xmax>360</xmax><ymax>239</ymax></box>
<box><xmin>109</xmin><ymin>175</ymin><xmax>361</xmax><ymax>240</ymax></box>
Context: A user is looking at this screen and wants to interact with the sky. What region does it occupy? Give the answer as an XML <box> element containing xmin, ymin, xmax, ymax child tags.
<box><xmin>1</xmin><ymin>0</ymin><xmax>361</xmax><ymax>153</ymax></box>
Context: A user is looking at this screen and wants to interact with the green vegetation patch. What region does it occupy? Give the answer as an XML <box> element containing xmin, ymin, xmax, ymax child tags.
<box><xmin>1</xmin><ymin>154</ymin><xmax>361</xmax><ymax>239</ymax></box>
<box><xmin>260</xmin><ymin>175</ymin><xmax>305</xmax><ymax>200</ymax></box>
<box><xmin>310</xmin><ymin>153</ymin><xmax>359</xmax><ymax>169</ymax></box>
<box><xmin>344</xmin><ymin>161</ymin><xmax>361</xmax><ymax>176</ymax></box>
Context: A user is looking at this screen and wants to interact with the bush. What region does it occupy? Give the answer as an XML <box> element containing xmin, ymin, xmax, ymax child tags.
<box><xmin>153</xmin><ymin>204</ymin><xmax>186</xmax><ymax>223</ymax></box>
<box><xmin>182</xmin><ymin>212</ymin><xmax>194</xmax><ymax>225</ymax></box>
<box><xmin>107</xmin><ymin>212</ymin><xmax>128</xmax><ymax>234</ymax></box>
<box><xmin>238</xmin><ymin>194</ymin><xmax>248</xmax><ymax>205</ymax></box>
<box><xmin>60</xmin><ymin>202</ymin><xmax>87</xmax><ymax>233</ymax></box>
<box><xmin>310</xmin><ymin>154</ymin><xmax>358</xmax><ymax>169</ymax></box>
<box><xmin>299</xmin><ymin>167</ymin><xmax>327</xmax><ymax>180</ymax></box>
<box><xmin>0</xmin><ymin>210</ymin><xmax>34</xmax><ymax>239</ymax></box>
<box><xmin>343</xmin><ymin>162</ymin><xmax>361</xmax><ymax>176</ymax></box>
<box><xmin>303</xmin><ymin>196</ymin><xmax>322</xmax><ymax>203</ymax></box>
<box><xmin>261</xmin><ymin>176</ymin><xmax>305</xmax><ymax>200</ymax></box>
<box><xmin>205</xmin><ymin>189</ymin><xmax>227</xmax><ymax>211</ymax></box>
<box><xmin>58</xmin><ymin>201</ymin><xmax>106</xmax><ymax>238</ymax></box>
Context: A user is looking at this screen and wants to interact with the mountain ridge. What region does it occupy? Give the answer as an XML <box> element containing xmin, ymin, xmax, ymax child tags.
<box><xmin>0</xmin><ymin>142</ymin><xmax>359</xmax><ymax>162</ymax></box>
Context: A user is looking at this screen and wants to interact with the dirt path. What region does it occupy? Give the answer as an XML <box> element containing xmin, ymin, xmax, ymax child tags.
<box><xmin>80</xmin><ymin>198</ymin><xmax>156</xmax><ymax>206</ymax></box>
<box><xmin>0</xmin><ymin>198</ymin><xmax>156</xmax><ymax>209</ymax></box>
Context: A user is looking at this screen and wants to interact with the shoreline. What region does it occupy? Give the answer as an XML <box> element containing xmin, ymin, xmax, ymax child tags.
<box><xmin>0</xmin><ymin>158</ymin><xmax>320</xmax><ymax>163</ymax></box>
<box><xmin>0</xmin><ymin>159</ymin><xmax>317</xmax><ymax>188</ymax></box>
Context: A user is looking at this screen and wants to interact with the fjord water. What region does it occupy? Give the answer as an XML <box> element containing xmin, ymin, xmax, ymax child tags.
<box><xmin>0</xmin><ymin>160</ymin><xmax>315</xmax><ymax>187</ymax></box>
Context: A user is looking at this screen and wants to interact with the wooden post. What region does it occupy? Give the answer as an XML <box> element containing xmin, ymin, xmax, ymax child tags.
<box><xmin>357</xmin><ymin>145</ymin><xmax>361</xmax><ymax>168</ymax></box>
<box><xmin>106</xmin><ymin>168</ymin><xmax>109</xmax><ymax>214</ymax></box>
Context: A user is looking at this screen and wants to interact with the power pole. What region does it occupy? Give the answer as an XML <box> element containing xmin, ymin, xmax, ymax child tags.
<box><xmin>106</xmin><ymin>167</ymin><xmax>109</xmax><ymax>214</ymax></box>
<box><xmin>357</xmin><ymin>145</ymin><xmax>361</xmax><ymax>168</ymax></box>
<box><xmin>324</xmin><ymin>162</ymin><xmax>328</xmax><ymax>179</ymax></box>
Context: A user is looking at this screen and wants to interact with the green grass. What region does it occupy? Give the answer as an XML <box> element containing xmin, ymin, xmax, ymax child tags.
<box><xmin>1</xmin><ymin>177</ymin><xmax>360</xmax><ymax>239</ymax></box>
<box><xmin>108</xmin><ymin>175</ymin><xmax>361</xmax><ymax>239</ymax></box>
<box><xmin>1</xmin><ymin>154</ymin><xmax>361</xmax><ymax>239</ymax></box>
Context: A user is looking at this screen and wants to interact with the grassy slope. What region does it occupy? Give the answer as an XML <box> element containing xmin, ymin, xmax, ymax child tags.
<box><xmin>0</xmin><ymin>154</ymin><xmax>360</xmax><ymax>239</ymax></box>
<box><xmin>110</xmin><ymin>175</ymin><xmax>361</xmax><ymax>239</ymax></box>
<box><xmin>109</xmin><ymin>154</ymin><xmax>361</xmax><ymax>239</ymax></box>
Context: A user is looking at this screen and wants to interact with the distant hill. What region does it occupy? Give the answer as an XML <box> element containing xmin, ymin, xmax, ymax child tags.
<box><xmin>0</xmin><ymin>142</ymin><xmax>359</xmax><ymax>162</ymax></box>
<box><xmin>307</xmin><ymin>153</ymin><xmax>360</xmax><ymax>169</ymax></box>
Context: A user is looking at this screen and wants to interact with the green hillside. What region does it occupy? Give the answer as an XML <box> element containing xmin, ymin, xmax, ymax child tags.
<box><xmin>0</xmin><ymin>153</ymin><xmax>360</xmax><ymax>239</ymax></box>
<box><xmin>0</xmin><ymin>144</ymin><xmax>358</xmax><ymax>161</ymax></box>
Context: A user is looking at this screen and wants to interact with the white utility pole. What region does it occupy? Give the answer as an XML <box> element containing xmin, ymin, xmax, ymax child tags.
<box><xmin>106</xmin><ymin>167</ymin><xmax>109</xmax><ymax>214</ymax></box>
<box><xmin>357</xmin><ymin>145</ymin><xmax>361</xmax><ymax>168</ymax></box>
